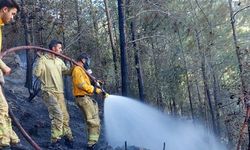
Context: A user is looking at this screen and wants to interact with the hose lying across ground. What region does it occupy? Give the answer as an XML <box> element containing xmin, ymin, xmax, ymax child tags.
<box><xmin>9</xmin><ymin>110</ymin><xmax>41</xmax><ymax>150</ymax></box>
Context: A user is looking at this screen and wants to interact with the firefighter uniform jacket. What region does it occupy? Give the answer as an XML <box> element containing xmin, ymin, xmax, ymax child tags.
<box><xmin>0</xmin><ymin>19</ymin><xmax>9</xmax><ymax>84</ymax></box>
<box><xmin>71</xmin><ymin>65</ymin><xmax>97</xmax><ymax>96</ymax></box>
<box><xmin>34</xmin><ymin>54</ymin><xmax>68</xmax><ymax>93</ymax></box>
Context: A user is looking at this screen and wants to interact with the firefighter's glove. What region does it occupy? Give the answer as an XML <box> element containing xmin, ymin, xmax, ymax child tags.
<box><xmin>95</xmin><ymin>87</ymin><xmax>102</xmax><ymax>94</ymax></box>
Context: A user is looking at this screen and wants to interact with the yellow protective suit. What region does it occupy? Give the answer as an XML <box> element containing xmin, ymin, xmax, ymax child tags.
<box><xmin>72</xmin><ymin>65</ymin><xmax>101</xmax><ymax>146</ymax></box>
<box><xmin>0</xmin><ymin>19</ymin><xmax>20</xmax><ymax>148</ymax></box>
<box><xmin>34</xmin><ymin>54</ymin><xmax>73</xmax><ymax>142</ymax></box>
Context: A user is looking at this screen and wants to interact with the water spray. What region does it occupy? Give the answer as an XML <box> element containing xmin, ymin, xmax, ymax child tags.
<box><xmin>104</xmin><ymin>95</ymin><xmax>226</xmax><ymax>150</ymax></box>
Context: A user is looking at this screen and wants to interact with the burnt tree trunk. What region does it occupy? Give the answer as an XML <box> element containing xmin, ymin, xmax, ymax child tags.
<box><xmin>117</xmin><ymin>0</ymin><xmax>128</xmax><ymax>96</ymax></box>
<box><xmin>21</xmin><ymin>0</ymin><xmax>34</xmax><ymax>92</ymax></box>
<box><xmin>172</xmin><ymin>98</ymin><xmax>177</xmax><ymax>116</ymax></box>
<box><xmin>212</xmin><ymin>71</ymin><xmax>221</xmax><ymax>136</ymax></box>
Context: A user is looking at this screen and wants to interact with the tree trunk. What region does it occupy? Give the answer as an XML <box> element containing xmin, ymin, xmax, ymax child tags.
<box><xmin>169</xmin><ymin>100</ymin><xmax>173</xmax><ymax>114</ymax></box>
<box><xmin>61</xmin><ymin>1</ymin><xmax>72</xmax><ymax>100</ymax></box>
<box><xmin>228</xmin><ymin>0</ymin><xmax>246</xmax><ymax>92</ymax></box>
<box><xmin>87</xmin><ymin>0</ymin><xmax>102</xmax><ymax>72</ymax></box>
<box><xmin>35</xmin><ymin>1</ymin><xmax>44</xmax><ymax>46</ymax></box>
<box><xmin>177</xmin><ymin>27</ymin><xmax>194</xmax><ymax>120</ymax></box>
<box><xmin>228</xmin><ymin>0</ymin><xmax>250</xmax><ymax>148</ymax></box>
<box><xmin>117</xmin><ymin>0</ymin><xmax>128</xmax><ymax>96</ymax></box>
<box><xmin>201</xmin><ymin>49</ymin><xmax>216</xmax><ymax>133</ymax></box>
<box><xmin>195</xmin><ymin>79</ymin><xmax>204</xmax><ymax>120</ymax></box>
<box><xmin>74</xmin><ymin>0</ymin><xmax>82</xmax><ymax>48</ymax></box>
<box><xmin>59</xmin><ymin>0</ymin><xmax>66</xmax><ymax>47</ymax></box>
<box><xmin>195</xmin><ymin>29</ymin><xmax>217</xmax><ymax>134</ymax></box>
<box><xmin>151</xmin><ymin>42</ymin><xmax>164</xmax><ymax>111</ymax></box>
<box><xmin>130</xmin><ymin>19</ymin><xmax>145</xmax><ymax>102</ymax></box>
<box><xmin>88</xmin><ymin>0</ymin><xmax>98</xmax><ymax>39</ymax></box>
<box><xmin>172</xmin><ymin>98</ymin><xmax>177</xmax><ymax>116</ymax></box>
<box><xmin>212</xmin><ymin>72</ymin><xmax>221</xmax><ymax>136</ymax></box>
<box><xmin>21</xmin><ymin>0</ymin><xmax>33</xmax><ymax>92</ymax></box>
<box><xmin>103</xmin><ymin>0</ymin><xmax>119</xmax><ymax>92</ymax></box>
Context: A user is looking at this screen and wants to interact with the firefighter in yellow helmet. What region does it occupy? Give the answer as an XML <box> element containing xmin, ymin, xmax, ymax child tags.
<box><xmin>72</xmin><ymin>53</ymin><xmax>108</xmax><ymax>150</ymax></box>
<box><xmin>0</xmin><ymin>1</ymin><xmax>23</xmax><ymax>150</ymax></box>
<box><xmin>33</xmin><ymin>39</ymin><xmax>73</xmax><ymax>149</ymax></box>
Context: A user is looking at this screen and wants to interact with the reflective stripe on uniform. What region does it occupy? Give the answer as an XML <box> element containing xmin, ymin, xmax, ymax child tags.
<box><xmin>77</xmin><ymin>82</ymin><xmax>85</xmax><ymax>89</ymax></box>
<box><xmin>89</xmin><ymin>133</ymin><xmax>99</xmax><ymax>141</ymax></box>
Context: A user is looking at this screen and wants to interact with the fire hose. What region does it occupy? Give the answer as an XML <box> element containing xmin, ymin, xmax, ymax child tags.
<box><xmin>9</xmin><ymin>109</ymin><xmax>41</xmax><ymax>150</ymax></box>
<box><xmin>1</xmin><ymin>46</ymin><xmax>107</xmax><ymax>92</ymax></box>
<box><xmin>0</xmin><ymin>45</ymin><xmax>107</xmax><ymax>150</ymax></box>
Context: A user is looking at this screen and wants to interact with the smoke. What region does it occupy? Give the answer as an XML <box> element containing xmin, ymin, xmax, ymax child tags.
<box><xmin>104</xmin><ymin>95</ymin><xmax>226</xmax><ymax>150</ymax></box>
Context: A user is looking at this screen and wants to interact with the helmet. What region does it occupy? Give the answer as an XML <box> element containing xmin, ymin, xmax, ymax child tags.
<box><xmin>77</xmin><ymin>52</ymin><xmax>91</xmax><ymax>69</ymax></box>
<box><xmin>76</xmin><ymin>53</ymin><xmax>89</xmax><ymax>61</ymax></box>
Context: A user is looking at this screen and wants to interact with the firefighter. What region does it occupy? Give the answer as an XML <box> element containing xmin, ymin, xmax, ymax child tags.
<box><xmin>72</xmin><ymin>53</ymin><xmax>108</xmax><ymax>150</ymax></box>
<box><xmin>33</xmin><ymin>39</ymin><xmax>73</xmax><ymax>149</ymax></box>
<box><xmin>0</xmin><ymin>1</ymin><xmax>23</xmax><ymax>150</ymax></box>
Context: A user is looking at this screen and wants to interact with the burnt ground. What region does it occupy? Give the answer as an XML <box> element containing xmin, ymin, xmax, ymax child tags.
<box><xmin>2</xmin><ymin>54</ymin><xmax>147</xmax><ymax>150</ymax></box>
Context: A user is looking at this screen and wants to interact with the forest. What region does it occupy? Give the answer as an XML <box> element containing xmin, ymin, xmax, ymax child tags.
<box><xmin>2</xmin><ymin>0</ymin><xmax>250</xmax><ymax>149</ymax></box>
